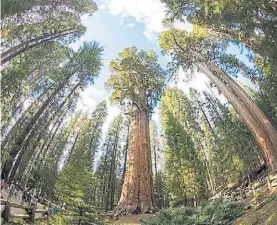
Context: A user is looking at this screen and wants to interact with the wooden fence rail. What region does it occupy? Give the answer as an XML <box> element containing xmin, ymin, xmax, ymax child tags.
<box><xmin>209</xmin><ymin>172</ymin><xmax>277</xmax><ymax>202</ymax></box>
<box><xmin>0</xmin><ymin>199</ymin><xmax>48</xmax><ymax>223</ymax></box>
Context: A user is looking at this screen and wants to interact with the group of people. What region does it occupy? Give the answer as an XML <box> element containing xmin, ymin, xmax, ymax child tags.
<box><xmin>1</xmin><ymin>176</ymin><xmax>64</xmax><ymax>217</ymax></box>
<box><xmin>1</xmin><ymin>179</ymin><xmax>22</xmax><ymax>200</ymax></box>
<box><xmin>1</xmin><ymin>178</ymin><xmax>38</xmax><ymax>207</ymax></box>
<box><xmin>21</xmin><ymin>188</ymin><xmax>38</xmax><ymax>206</ymax></box>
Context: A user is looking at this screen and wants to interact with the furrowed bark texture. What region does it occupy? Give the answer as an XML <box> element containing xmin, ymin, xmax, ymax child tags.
<box><xmin>195</xmin><ymin>61</ymin><xmax>277</xmax><ymax>171</ymax></box>
<box><xmin>172</xmin><ymin>36</ymin><xmax>277</xmax><ymax>171</ymax></box>
<box><xmin>113</xmin><ymin>107</ymin><xmax>153</xmax><ymax>216</ymax></box>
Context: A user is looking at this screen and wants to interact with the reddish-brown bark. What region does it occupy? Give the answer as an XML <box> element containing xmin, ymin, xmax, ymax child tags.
<box><xmin>195</xmin><ymin>61</ymin><xmax>277</xmax><ymax>171</ymax></box>
<box><xmin>113</xmin><ymin>107</ymin><xmax>154</xmax><ymax>217</ymax></box>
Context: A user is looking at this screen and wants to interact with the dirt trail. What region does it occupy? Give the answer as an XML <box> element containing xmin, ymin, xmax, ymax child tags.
<box><xmin>104</xmin><ymin>214</ymin><xmax>154</xmax><ymax>225</ymax></box>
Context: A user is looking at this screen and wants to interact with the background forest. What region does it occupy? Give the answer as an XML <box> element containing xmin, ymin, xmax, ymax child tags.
<box><xmin>1</xmin><ymin>0</ymin><xmax>277</xmax><ymax>224</ymax></box>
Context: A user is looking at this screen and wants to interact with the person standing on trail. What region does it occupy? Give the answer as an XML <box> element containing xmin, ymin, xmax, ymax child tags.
<box><xmin>52</xmin><ymin>205</ymin><xmax>58</xmax><ymax>214</ymax></box>
<box><xmin>26</xmin><ymin>190</ymin><xmax>30</xmax><ymax>205</ymax></box>
<box><xmin>1</xmin><ymin>178</ymin><xmax>6</xmax><ymax>190</ymax></box>
<box><xmin>21</xmin><ymin>188</ymin><xmax>28</xmax><ymax>205</ymax></box>
<box><xmin>14</xmin><ymin>181</ymin><xmax>20</xmax><ymax>197</ymax></box>
<box><xmin>30</xmin><ymin>195</ymin><xmax>37</xmax><ymax>207</ymax></box>
<box><xmin>8</xmin><ymin>181</ymin><xmax>16</xmax><ymax>200</ymax></box>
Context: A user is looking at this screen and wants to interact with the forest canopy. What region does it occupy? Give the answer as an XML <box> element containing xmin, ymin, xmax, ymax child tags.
<box><xmin>1</xmin><ymin>0</ymin><xmax>277</xmax><ymax>224</ymax></box>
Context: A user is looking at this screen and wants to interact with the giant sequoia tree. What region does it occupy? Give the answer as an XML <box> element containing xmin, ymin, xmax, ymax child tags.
<box><xmin>159</xmin><ymin>28</ymin><xmax>277</xmax><ymax>171</ymax></box>
<box><xmin>105</xmin><ymin>47</ymin><xmax>168</xmax><ymax>215</ymax></box>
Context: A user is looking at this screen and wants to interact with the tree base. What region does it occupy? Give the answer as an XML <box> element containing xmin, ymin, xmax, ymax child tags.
<box><xmin>112</xmin><ymin>201</ymin><xmax>154</xmax><ymax>218</ymax></box>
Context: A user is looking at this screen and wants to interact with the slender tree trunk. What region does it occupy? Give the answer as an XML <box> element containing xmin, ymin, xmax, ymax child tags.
<box><xmin>146</xmin><ymin>115</ymin><xmax>155</xmax><ymax>209</ymax></box>
<box><xmin>109</xmin><ymin>121</ymin><xmax>122</xmax><ymax>210</ymax></box>
<box><xmin>153</xmin><ymin>145</ymin><xmax>158</xmax><ymax>180</ymax></box>
<box><xmin>6</xmin><ymin>113</ymin><xmax>50</xmax><ymax>182</ymax></box>
<box><xmin>21</xmin><ymin>102</ymin><xmax>71</xmax><ymax>186</ymax></box>
<box><xmin>15</xmin><ymin>132</ymin><xmax>44</xmax><ymax>182</ymax></box>
<box><xmin>1</xmin><ymin>79</ymin><xmax>57</xmax><ymax>150</ymax></box>
<box><xmin>1</xmin><ymin>28</ymin><xmax>77</xmax><ymax>64</ymax></box>
<box><xmin>195</xmin><ymin>99</ymin><xmax>215</xmax><ymax>135</ymax></box>
<box><xmin>203</xmin><ymin>86</ymin><xmax>225</xmax><ymax>125</ymax></box>
<box><xmin>1</xmin><ymin>86</ymin><xmax>50</xmax><ymax>150</ymax></box>
<box><xmin>113</xmin><ymin>107</ymin><xmax>154</xmax><ymax>216</ymax></box>
<box><xmin>67</xmin><ymin>130</ymin><xmax>81</xmax><ymax>162</ymax></box>
<box><xmin>101</xmin><ymin>142</ymin><xmax>110</xmax><ymax>208</ymax></box>
<box><xmin>2</xmin><ymin>74</ymin><xmax>84</xmax><ymax>176</ymax></box>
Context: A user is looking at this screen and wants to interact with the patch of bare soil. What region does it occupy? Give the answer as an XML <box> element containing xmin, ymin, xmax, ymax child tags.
<box><xmin>104</xmin><ymin>214</ymin><xmax>154</xmax><ymax>225</ymax></box>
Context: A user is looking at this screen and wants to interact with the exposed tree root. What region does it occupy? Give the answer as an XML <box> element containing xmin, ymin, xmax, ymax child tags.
<box><xmin>112</xmin><ymin>200</ymin><xmax>153</xmax><ymax>218</ymax></box>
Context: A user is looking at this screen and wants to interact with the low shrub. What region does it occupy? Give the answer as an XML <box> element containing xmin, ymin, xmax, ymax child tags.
<box><xmin>142</xmin><ymin>198</ymin><xmax>244</xmax><ymax>225</ymax></box>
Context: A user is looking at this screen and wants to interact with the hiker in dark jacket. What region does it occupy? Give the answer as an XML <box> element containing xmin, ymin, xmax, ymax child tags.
<box><xmin>21</xmin><ymin>188</ymin><xmax>28</xmax><ymax>205</ymax></box>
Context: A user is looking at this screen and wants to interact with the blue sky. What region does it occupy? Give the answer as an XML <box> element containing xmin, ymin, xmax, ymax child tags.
<box><xmin>72</xmin><ymin>0</ymin><xmax>175</xmax><ymax>131</ymax></box>
<box><xmin>71</xmin><ymin>0</ymin><xmax>254</xmax><ymax>133</ymax></box>
<box><xmin>72</xmin><ymin>9</ymin><xmax>166</xmax><ymax>89</ymax></box>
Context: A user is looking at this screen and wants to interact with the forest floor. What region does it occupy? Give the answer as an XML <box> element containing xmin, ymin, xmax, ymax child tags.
<box><xmin>104</xmin><ymin>213</ymin><xmax>154</xmax><ymax>225</ymax></box>
<box><xmin>234</xmin><ymin>187</ymin><xmax>277</xmax><ymax>225</ymax></box>
<box><xmin>105</xmin><ymin>188</ymin><xmax>277</xmax><ymax>225</ymax></box>
<box><xmin>2</xmin><ymin>188</ymin><xmax>276</xmax><ymax>225</ymax></box>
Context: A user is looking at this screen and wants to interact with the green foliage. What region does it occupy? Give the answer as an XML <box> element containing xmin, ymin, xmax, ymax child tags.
<box><xmin>160</xmin><ymin>86</ymin><xmax>262</xmax><ymax>204</ymax></box>
<box><xmin>162</xmin><ymin>0</ymin><xmax>277</xmax><ymax>128</ymax></box>
<box><xmin>161</xmin><ymin>87</ymin><xmax>206</xmax><ymax>206</ymax></box>
<box><xmin>55</xmin><ymin>101</ymin><xmax>107</xmax><ymax>209</ymax></box>
<box><xmin>48</xmin><ymin>214</ymin><xmax>67</xmax><ymax>225</ymax></box>
<box><xmin>1</xmin><ymin>0</ymin><xmax>97</xmax><ymax>18</ymax></box>
<box><xmin>94</xmin><ymin>115</ymin><xmax>125</xmax><ymax>210</ymax></box>
<box><xmin>159</xmin><ymin>27</ymin><xmax>255</xmax><ymax>83</ymax></box>
<box><xmin>202</xmin><ymin>91</ymin><xmax>260</xmax><ymax>184</ymax></box>
<box><xmin>162</xmin><ymin>0</ymin><xmax>277</xmax><ymax>62</ymax></box>
<box><xmin>105</xmin><ymin>47</ymin><xmax>168</xmax><ymax>112</ymax></box>
<box><xmin>150</xmin><ymin>120</ymin><xmax>166</xmax><ymax>209</ymax></box>
<box><xmin>142</xmin><ymin>198</ymin><xmax>244</xmax><ymax>225</ymax></box>
<box><xmin>251</xmin><ymin>57</ymin><xmax>277</xmax><ymax>128</ymax></box>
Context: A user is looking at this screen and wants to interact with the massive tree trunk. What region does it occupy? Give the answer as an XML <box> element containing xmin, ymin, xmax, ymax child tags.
<box><xmin>194</xmin><ymin>61</ymin><xmax>277</xmax><ymax>171</ymax></box>
<box><xmin>122</xmin><ymin>121</ymin><xmax>130</xmax><ymax>178</ymax></box>
<box><xmin>113</xmin><ymin>107</ymin><xmax>154</xmax><ymax>216</ymax></box>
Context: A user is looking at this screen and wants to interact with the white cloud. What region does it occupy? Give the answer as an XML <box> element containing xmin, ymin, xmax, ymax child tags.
<box><xmin>102</xmin><ymin>101</ymin><xmax>120</xmax><ymax>133</ymax></box>
<box><xmin>175</xmin><ymin>68</ymin><xmax>228</xmax><ymax>103</ymax></box>
<box><xmin>76</xmin><ymin>86</ymin><xmax>105</xmax><ymax>112</ymax></box>
<box><xmin>125</xmin><ymin>22</ymin><xmax>135</xmax><ymax>28</ymax></box>
<box><xmin>99</xmin><ymin>4</ymin><xmax>106</xmax><ymax>10</ymax></box>
<box><xmin>100</xmin><ymin>0</ymin><xmax>192</xmax><ymax>40</ymax></box>
<box><xmin>76</xmin><ymin>86</ymin><xmax>120</xmax><ymax>134</ymax></box>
